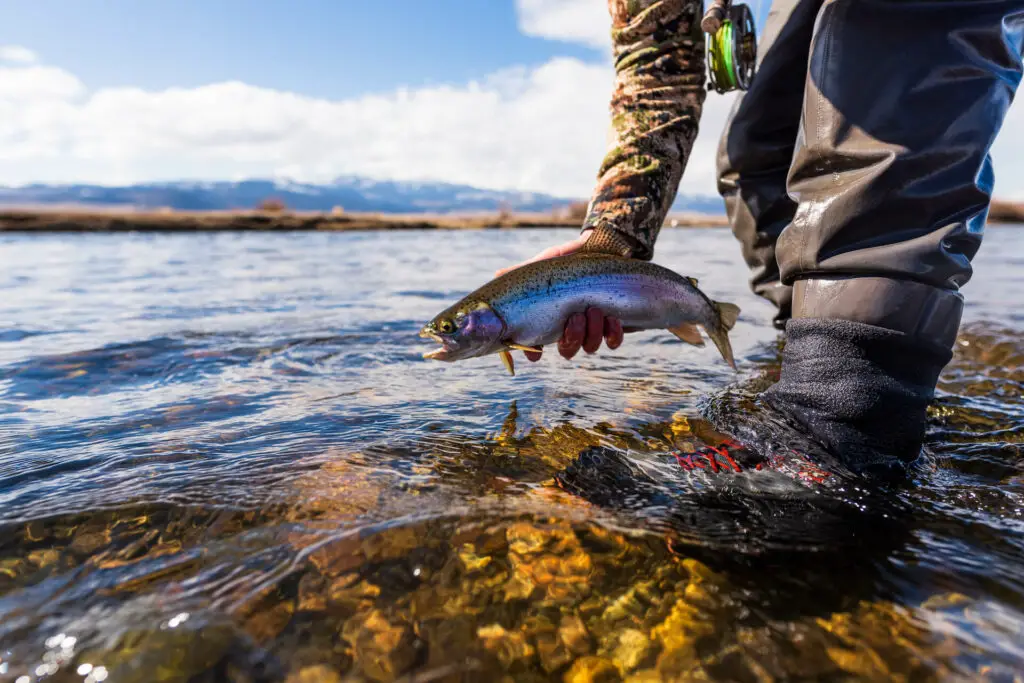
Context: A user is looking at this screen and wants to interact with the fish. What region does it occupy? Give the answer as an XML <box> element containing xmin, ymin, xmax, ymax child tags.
<box><xmin>419</xmin><ymin>253</ymin><xmax>741</xmax><ymax>376</ymax></box>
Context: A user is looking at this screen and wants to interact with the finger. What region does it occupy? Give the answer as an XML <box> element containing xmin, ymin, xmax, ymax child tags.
<box><xmin>604</xmin><ymin>317</ymin><xmax>624</xmax><ymax>350</ymax></box>
<box><xmin>495</xmin><ymin>240</ymin><xmax>582</xmax><ymax>276</ymax></box>
<box><xmin>559</xmin><ymin>313</ymin><xmax>586</xmax><ymax>360</ymax></box>
<box><xmin>494</xmin><ymin>230</ymin><xmax>593</xmax><ymax>277</ymax></box>
<box><xmin>524</xmin><ymin>350</ymin><xmax>543</xmax><ymax>362</ymax></box>
<box><xmin>494</xmin><ymin>244</ymin><xmax>563</xmax><ymax>277</ymax></box>
<box><xmin>582</xmin><ymin>307</ymin><xmax>604</xmax><ymax>354</ymax></box>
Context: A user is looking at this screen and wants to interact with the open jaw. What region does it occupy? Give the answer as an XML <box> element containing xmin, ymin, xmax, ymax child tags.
<box><xmin>419</xmin><ymin>329</ymin><xmax>455</xmax><ymax>361</ymax></box>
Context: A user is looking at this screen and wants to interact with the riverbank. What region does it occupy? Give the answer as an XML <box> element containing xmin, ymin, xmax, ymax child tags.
<box><xmin>3</xmin><ymin>200</ymin><xmax>1020</xmax><ymax>233</ymax></box>
<box><xmin>987</xmin><ymin>199</ymin><xmax>1024</xmax><ymax>223</ymax></box>
<box><xmin>0</xmin><ymin>208</ymin><xmax>730</xmax><ymax>232</ymax></box>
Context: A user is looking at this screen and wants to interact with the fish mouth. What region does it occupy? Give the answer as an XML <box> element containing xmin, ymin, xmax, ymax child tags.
<box><xmin>419</xmin><ymin>328</ymin><xmax>454</xmax><ymax>361</ymax></box>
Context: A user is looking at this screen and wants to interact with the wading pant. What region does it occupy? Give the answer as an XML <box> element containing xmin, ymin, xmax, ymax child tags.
<box><xmin>717</xmin><ymin>0</ymin><xmax>1024</xmax><ymax>348</ymax></box>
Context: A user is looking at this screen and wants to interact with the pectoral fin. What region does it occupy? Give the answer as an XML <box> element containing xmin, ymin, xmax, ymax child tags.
<box><xmin>504</xmin><ymin>342</ymin><xmax>543</xmax><ymax>354</ymax></box>
<box><xmin>499</xmin><ymin>350</ymin><xmax>515</xmax><ymax>376</ymax></box>
<box><xmin>667</xmin><ymin>323</ymin><xmax>705</xmax><ymax>347</ymax></box>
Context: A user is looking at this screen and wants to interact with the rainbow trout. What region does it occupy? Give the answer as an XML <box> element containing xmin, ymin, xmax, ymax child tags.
<box><xmin>419</xmin><ymin>253</ymin><xmax>740</xmax><ymax>375</ymax></box>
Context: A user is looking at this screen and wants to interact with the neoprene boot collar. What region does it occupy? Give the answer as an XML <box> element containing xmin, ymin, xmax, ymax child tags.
<box><xmin>792</xmin><ymin>276</ymin><xmax>964</xmax><ymax>350</ymax></box>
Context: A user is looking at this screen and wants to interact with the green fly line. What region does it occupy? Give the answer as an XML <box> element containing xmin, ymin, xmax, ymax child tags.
<box><xmin>705</xmin><ymin>1</ymin><xmax>758</xmax><ymax>93</ymax></box>
<box><xmin>709</xmin><ymin>19</ymin><xmax>738</xmax><ymax>91</ymax></box>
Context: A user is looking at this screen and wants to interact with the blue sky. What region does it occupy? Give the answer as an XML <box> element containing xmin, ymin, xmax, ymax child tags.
<box><xmin>1</xmin><ymin>0</ymin><xmax>1021</xmax><ymax>199</ymax></box>
<box><xmin>0</xmin><ymin>1</ymin><xmax>601</xmax><ymax>99</ymax></box>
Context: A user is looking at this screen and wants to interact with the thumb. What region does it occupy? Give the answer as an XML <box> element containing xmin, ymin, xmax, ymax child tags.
<box><xmin>495</xmin><ymin>230</ymin><xmax>594</xmax><ymax>277</ymax></box>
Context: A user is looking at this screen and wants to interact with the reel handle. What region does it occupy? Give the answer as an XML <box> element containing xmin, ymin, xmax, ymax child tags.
<box><xmin>701</xmin><ymin>0</ymin><xmax>731</xmax><ymax>34</ymax></box>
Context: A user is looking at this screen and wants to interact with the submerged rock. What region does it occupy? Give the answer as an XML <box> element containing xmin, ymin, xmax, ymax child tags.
<box><xmin>563</xmin><ymin>656</ymin><xmax>619</xmax><ymax>683</ymax></box>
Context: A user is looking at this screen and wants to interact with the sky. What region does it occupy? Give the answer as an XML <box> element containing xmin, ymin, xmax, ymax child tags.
<box><xmin>1</xmin><ymin>0</ymin><xmax>1023</xmax><ymax>199</ymax></box>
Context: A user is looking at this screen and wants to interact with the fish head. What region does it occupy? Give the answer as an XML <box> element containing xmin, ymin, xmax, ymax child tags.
<box><xmin>420</xmin><ymin>301</ymin><xmax>506</xmax><ymax>362</ymax></box>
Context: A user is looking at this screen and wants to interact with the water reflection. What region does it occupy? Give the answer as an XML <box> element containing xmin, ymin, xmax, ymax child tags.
<box><xmin>0</xmin><ymin>229</ymin><xmax>1021</xmax><ymax>681</ymax></box>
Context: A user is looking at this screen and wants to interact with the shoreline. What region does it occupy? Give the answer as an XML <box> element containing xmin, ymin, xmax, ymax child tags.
<box><xmin>0</xmin><ymin>208</ymin><xmax>730</xmax><ymax>232</ymax></box>
<box><xmin>2</xmin><ymin>202</ymin><xmax>1021</xmax><ymax>233</ymax></box>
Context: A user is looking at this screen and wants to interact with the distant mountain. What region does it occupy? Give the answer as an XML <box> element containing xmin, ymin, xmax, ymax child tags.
<box><xmin>0</xmin><ymin>177</ymin><xmax>725</xmax><ymax>215</ymax></box>
<box><xmin>671</xmin><ymin>194</ymin><xmax>726</xmax><ymax>215</ymax></box>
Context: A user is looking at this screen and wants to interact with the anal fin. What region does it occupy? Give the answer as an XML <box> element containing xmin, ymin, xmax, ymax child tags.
<box><xmin>499</xmin><ymin>350</ymin><xmax>515</xmax><ymax>376</ymax></box>
<box><xmin>668</xmin><ymin>323</ymin><xmax>705</xmax><ymax>347</ymax></box>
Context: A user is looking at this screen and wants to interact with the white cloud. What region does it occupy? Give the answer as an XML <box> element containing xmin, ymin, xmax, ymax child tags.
<box><xmin>0</xmin><ymin>34</ymin><xmax>1021</xmax><ymax>201</ymax></box>
<box><xmin>0</xmin><ymin>58</ymin><xmax>618</xmax><ymax>195</ymax></box>
<box><xmin>0</xmin><ymin>45</ymin><xmax>38</xmax><ymax>65</ymax></box>
<box><xmin>515</xmin><ymin>0</ymin><xmax>612</xmax><ymax>51</ymax></box>
<box><xmin>0</xmin><ymin>48</ymin><xmax>739</xmax><ymax>199</ymax></box>
<box><xmin>682</xmin><ymin>92</ymin><xmax>738</xmax><ymax>197</ymax></box>
<box><xmin>0</xmin><ymin>65</ymin><xmax>85</xmax><ymax>100</ymax></box>
<box><xmin>994</xmin><ymin>99</ymin><xmax>1024</xmax><ymax>200</ymax></box>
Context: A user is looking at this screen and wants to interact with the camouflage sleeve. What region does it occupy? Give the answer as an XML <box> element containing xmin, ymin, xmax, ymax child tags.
<box><xmin>580</xmin><ymin>0</ymin><xmax>707</xmax><ymax>261</ymax></box>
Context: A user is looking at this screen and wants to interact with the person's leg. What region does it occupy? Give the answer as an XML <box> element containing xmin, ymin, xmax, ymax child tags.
<box><xmin>765</xmin><ymin>0</ymin><xmax>1024</xmax><ymax>472</ymax></box>
<box><xmin>779</xmin><ymin>0</ymin><xmax>1022</xmax><ymax>295</ymax></box>
<box><xmin>716</xmin><ymin>0</ymin><xmax>825</xmax><ymax>328</ymax></box>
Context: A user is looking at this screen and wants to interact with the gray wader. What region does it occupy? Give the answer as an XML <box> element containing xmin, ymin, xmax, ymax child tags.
<box><xmin>716</xmin><ymin>0</ymin><xmax>1024</xmax><ymax>349</ymax></box>
<box><xmin>713</xmin><ymin>0</ymin><xmax>1024</xmax><ymax>472</ymax></box>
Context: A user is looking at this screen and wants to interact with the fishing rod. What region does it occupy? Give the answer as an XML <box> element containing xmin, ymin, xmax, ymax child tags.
<box><xmin>702</xmin><ymin>0</ymin><xmax>758</xmax><ymax>93</ymax></box>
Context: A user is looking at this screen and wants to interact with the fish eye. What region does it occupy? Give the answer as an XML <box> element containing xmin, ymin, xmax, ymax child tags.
<box><xmin>438</xmin><ymin>319</ymin><xmax>456</xmax><ymax>334</ymax></box>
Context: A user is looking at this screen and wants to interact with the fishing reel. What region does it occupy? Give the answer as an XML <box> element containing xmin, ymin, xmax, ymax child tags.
<box><xmin>702</xmin><ymin>0</ymin><xmax>757</xmax><ymax>93</ymax></box>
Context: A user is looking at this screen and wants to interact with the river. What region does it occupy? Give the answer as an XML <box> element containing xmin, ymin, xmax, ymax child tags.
<box><xmin>0</xmin><ymin>227</ymin><xmax>1021</xmax><ymax>682</ymax></box>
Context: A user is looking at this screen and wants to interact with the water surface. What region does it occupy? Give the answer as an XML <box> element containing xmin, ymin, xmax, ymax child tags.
<box><xmin>0</xmin><ymin>228</ymin><xmax>1021</xmax><ymax>682</ymax></box>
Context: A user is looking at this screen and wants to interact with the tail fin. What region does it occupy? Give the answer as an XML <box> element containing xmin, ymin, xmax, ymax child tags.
<box><xmin>704</xmin><ymin>301</ymin><xmax>740</xmax><ymax>370</ymax></box>
<box><xmin>716</xmin><ymin>302</ymin><xmax>740</xmax><ymax>330</ymax></box>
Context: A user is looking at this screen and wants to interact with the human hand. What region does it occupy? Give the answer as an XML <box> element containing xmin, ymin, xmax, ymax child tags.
<box><xmin>494</xmin><ymin>229</ymin><xmax>595</xmax><ymax>278</ymax></box>
<box><xmin>495</xmin><ymin>229</ymin><xmax>628</xmax><ymax>363</ymax></box>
